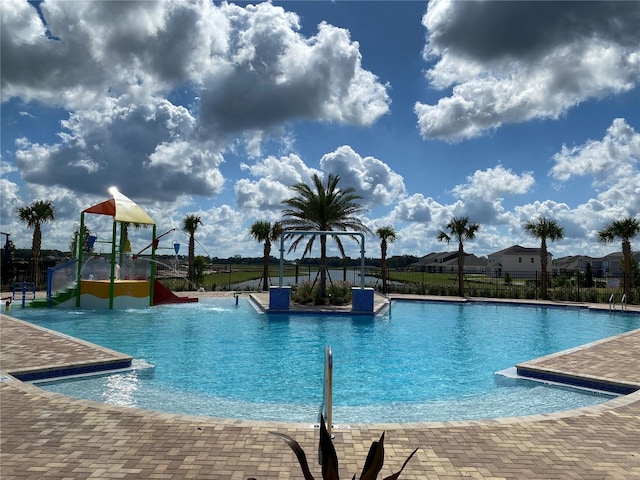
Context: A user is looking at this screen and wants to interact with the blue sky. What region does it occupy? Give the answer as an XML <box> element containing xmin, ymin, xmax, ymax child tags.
<box><xmin>1</xmin><ymin>0</ymin><xmax>639</xmax><ymax>260</ymax></box>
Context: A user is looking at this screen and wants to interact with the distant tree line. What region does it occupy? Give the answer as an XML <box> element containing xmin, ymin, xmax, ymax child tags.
<box><xmin>10</xmin><ymin>248</ymin><xmax>418</xmax><ymax>269</ymax></box>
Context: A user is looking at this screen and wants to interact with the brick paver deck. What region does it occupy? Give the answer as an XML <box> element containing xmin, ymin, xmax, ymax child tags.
<box><xmin>2</xmin><ymin>298</ymin><xmax>640</xmax><ymax>479</ymax></box>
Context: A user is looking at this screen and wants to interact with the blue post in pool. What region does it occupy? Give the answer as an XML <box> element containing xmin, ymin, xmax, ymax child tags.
<box><xmin>21</xmin><ymin>281</ymin><xmax>27</xmax><ymax>308</ymax></box>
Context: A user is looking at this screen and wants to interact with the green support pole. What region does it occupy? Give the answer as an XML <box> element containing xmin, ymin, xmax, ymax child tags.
<box><xmin>150</xmin><ymin>224</ymin><xmax>157</xmax><ymax>306</ymax></box>
<box><xmin>119</xmin><ymin>222</ymin><xmax>126</xmax><ymax>272</ymax></box>
<box><xmin>76</xmin><ymin>212</ymin><xmax>85</xmax><ymax>307</ymax></box>
<box><xmin>109</xmin><ymin>220</ymin><xmax>117</xmax><ymax>309</ymax></box>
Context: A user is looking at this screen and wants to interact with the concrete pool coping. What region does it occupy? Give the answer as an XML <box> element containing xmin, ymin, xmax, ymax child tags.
<box><xmin>2</xmin><ymin>293</ymin><xmax>640</xmax><ymax>479</ymax></box>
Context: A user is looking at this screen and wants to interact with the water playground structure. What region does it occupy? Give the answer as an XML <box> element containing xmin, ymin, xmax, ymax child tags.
<box><xmin>31</xmin><ymin>188</ymin><xmax>197</xmax><ymax>309</ymax></box>
<box><xmin>18</xmin><ymin>188</ymin><xmax>375</xmax><ymax>312</ymax></box>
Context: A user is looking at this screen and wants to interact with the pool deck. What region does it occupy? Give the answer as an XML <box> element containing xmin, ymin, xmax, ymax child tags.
<box><xmin>2</xmin><ymin>294</ymin><xmax>640</xmax><ymax>479</ymax></box>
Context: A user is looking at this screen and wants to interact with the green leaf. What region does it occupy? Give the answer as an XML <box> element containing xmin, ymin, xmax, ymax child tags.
<box><xmin>382</xmin><ymin>448</ymin><xmax>419</xmax><ymax>480</ymax></box>
<box><xmin>271</xmin><ymin>431</ymin><xmax>315</xmax><ymax>480</ymax></box>
<box><xmin>319</xmin><ymin>413</ymin><xmax>340</xmax><ymax>480</ymax></box>
<box><xmin>359</xmin><ymin>432</ymin><xmax>385</xmax><ymax>480</ymax></box>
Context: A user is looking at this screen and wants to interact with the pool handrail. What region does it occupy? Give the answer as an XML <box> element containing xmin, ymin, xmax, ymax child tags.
<box><xmin>323</xmin><ymin>345</ymin><xmax>333</xmax><ymax>436</ymax></box>
<box><xmin>609</xmin><ymin>293</ymin><xmax>615</xmax><ymax>311</ymax></box>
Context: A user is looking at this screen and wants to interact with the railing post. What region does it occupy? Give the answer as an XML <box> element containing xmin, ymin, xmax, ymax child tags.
<box><xmin>609</xmin><ymin>293</ymin><xmax>615</xmax><ymax>311</ymax></box>
<box><xmin>324</xmin><ymin>345</ymin><xmax>333</xmax><ymax>436</ymax></box>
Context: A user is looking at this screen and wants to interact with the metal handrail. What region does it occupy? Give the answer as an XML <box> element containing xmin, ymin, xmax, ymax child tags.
<box><xmin>323</xmin><ymin>345</ymin><xmax>333</xmax><ymax>436</ymax></box>
<box><xmin>621</xmin><ymin>294</ymin><xmax>627</xmax><ymax>311</ymax></box>
<box><xmin>609</xmin><ymin>293</ymin><xmax>615</xmax><ymax>311</ymax></box>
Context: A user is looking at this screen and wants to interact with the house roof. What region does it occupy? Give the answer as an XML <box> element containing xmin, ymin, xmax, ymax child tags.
<box><xmin>489</xmin><ymin>245</ymin><xmax>543</xmax><ymax>257</ymax></box>
<box><xmin>554</xmin><ymin>255</ymin><xmax>597</xmax><ymax>270</ymax></box>
<box><xmin>412</xmin><ymin>251</ymin><xmax>457</xmax><ymax>266</ymax></box>
<box><xmin>411</xmin><ymin>252</ymin><xmax>487</xmax><ymax>268</ymax></box>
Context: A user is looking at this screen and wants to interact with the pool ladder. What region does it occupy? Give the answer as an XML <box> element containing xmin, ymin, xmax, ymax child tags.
<box><xmin>609</xmin><ymin>293</ymin><xmax>627</xmax><ymax>311</ymax></box>
<box><xmin>322</xmin><ymin>345</ymin><xmax>333</xmax><ymax>436</ymax></box>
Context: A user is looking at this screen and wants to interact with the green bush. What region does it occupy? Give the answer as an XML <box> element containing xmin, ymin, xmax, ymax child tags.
<box><xmin>327</xmin><ymin>281</ymin><xmax>352</xmax><ymax>305</ymax></box>
<box><xmin>291</xmin><ymin>280</ymin><xmax>353</xmax><ymax>306</ymax></box>
<box><xmin>292</xmin><ymin>280</ymin><xmax>315</xmax><ymax>304</ymax></box>
<box><xmin>257</xmin><ymin>414</ymin><xmax>417</xmax><ymax>480</ymax></box>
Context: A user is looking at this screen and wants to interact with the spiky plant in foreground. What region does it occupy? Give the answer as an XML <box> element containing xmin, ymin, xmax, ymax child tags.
<box><xmin>250</xmin><ymin>414</ymin><xmax>418</xmax><ymax>479</ymax></box>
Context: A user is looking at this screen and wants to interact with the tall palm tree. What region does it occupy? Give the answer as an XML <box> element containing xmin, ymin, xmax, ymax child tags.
<box><xmin>281</xmin><ymin>173</ymin><xmax>371</xmax><ymax>298</ymax></box>
<box><xmin>250</xmin><ymin>220</ymin><xmax>283</xmax><ymax>291</ymax></box>
<box><xmin>376</xmin><ymin>226</ymin><xmax>396</xmax><ymax>294</ymax></box>
<box><xmin>182</xmin><ymin>214</ymin><xmax>203</xmax><ymax>287</ymax></box>
<box><xmin>17</xmin><ymin>200</ymin><xmax>55</xmax><ymax>288</ymax></box>
<box><xmin>598</xmin><ymin>217</ymin><xmax>640</xmax><ymax>299</ymax></box>
<box><xmin>524</xmin><ymin>217</ymin><xmax>564</xmax><ymax>299</ymax></box>
<box><xmin>437</xmin><ymin>216</ymin><xmax>479</xmax><ymax>297</ymax></box>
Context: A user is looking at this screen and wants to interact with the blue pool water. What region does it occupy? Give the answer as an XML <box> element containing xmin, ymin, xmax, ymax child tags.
<box><xmin>11</xmin><ymin>299</ymin><xmax>640</xmax><ymax>423</ymax></box>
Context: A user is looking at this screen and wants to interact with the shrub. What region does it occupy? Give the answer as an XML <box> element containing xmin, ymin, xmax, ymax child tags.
<box><xmin>328</xmin><ymin>281</ymin><xmax>352</xmax><ymax>305</ymax></box>
<box><xmin>292</xmin><ymin>281</ymin><xmax>353</xmax><ymax>306</ymax></box>
<box><xmin>292</xmin><ymin>280</ymin><xmax>315</xmax><ymax>304</ymax></box>
<box><xmin>253</xmin><ymin>414</ymin><xmax>417</xmax><ymax>480</ymax></box>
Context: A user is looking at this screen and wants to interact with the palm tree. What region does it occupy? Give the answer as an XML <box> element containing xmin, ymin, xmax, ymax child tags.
<box><xmin>281</xmin><ymin>173</ymin><xmax>371</xmax><ymax>298</ymax></box>
<box><xmin>376</xmin><ymin>226</ymin><xmax>397</xmax><ymax>294</ymax></box>
<box><xmin>524</xmin><ymin>217</ymin><xmax>564</xmax><ymax>299</ymax></box>
<box><xmin>598</xmin><ymin>217</ymin><xmax>640</xmax><ymax>299</ymax></box>
<box><xmin>250</xmin><ymin>220</ymin><xmax>283</xmax><ymax>291</ymax></box>
<box><xmin>17</xmin><ymin>200</ymin><xmax>55</xmax><ymax>288</ymax></box>
<box><xmin>437</xmin><ymin>216</ymin><xmax>479</xmax><ymax>297</ymax></box>
<box><xmin>182</xmin><ymin>214</ymin><xmax>203</xmax><ymax>287</ymax></box>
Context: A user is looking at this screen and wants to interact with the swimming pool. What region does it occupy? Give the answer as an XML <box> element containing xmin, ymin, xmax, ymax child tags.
<box><xmin>12</xmin><ymin>299</ymin><xmax>640</xmax><ymax>423</ymax></box>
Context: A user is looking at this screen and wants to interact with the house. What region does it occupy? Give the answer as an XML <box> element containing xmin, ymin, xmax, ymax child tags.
<box><xmin>487</xmin><ymin>245</ymin><xmax>551</xmax><ymax>277</ymax></box>
<box><xmin>554</xmin><ymin>251</ymin><xmax>640</xmax><ymax>277</ymax></box>
<box><xmin>411</xmin><ymin>252</ymin><xmax>487</xmax><ymax>274</ymax></box>
<box><xmin>601</xmin><ymin>251</ymin><xmax>640</xmax><ymax>276</ymax></box>
<box><xmin>411</xmin><ymin>252</ymin><xmax>457</xmax><ymax>272</ymax></box>
<box><xmin>553</xmin><ymin>255</ymin><xmax>602</xmax><ymax>277</ymax></box>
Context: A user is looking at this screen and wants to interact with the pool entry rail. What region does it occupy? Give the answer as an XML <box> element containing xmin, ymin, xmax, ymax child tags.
<box><xmin>323</xmin><ymin>345</ymin><xmax>333</xmax><ymax>436</ymax></box>
<box><xmin>609</xmin><ymin>293</ymin><xmax>628</xmax><ymax>311</ymax></box>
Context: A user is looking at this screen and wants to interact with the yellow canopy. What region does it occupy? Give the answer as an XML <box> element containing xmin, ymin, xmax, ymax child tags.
<box><xmin>83</xmin><ymin>188</ymin><xmax>155</xmax><ymax>225</ymax></box>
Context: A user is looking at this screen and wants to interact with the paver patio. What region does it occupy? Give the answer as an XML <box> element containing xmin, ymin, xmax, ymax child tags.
<box><xmin>1</xmin><ymin>296</ymin><xmax>639</xmax><ymax>479</ymax></box>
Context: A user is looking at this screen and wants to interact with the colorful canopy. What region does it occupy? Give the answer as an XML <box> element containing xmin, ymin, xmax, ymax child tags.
<box><xmin>83</xmin><ymin>188</ymin><xmax>155</xmax><ymax>225</ymax></box>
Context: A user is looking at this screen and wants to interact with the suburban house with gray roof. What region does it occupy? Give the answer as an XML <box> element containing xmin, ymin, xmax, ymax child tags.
<box><xmin>553</xmin><ymin>252</ymin><xmax>640</xmax><ymax>277</ymax></box>
<box><xmin>411</xmin><ymin>252</ymin><xmax>487</xmax><ymax>274</ymax></box>
<box><xmin>487</xmin><ymin>245</ymin><xmax>551</xmax><ymax>277</ymax></box>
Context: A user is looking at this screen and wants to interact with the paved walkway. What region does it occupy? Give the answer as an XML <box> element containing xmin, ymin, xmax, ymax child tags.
<box><xmin>2</xmin><ymin>297</ymin><xmax>640</xmax><ymax>479</ymax></box>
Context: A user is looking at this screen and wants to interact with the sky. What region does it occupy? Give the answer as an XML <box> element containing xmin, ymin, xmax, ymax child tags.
<box><xmin>1</xmin><ymin>0</ymin><xmax>639</xmax><ymax>262</ymax></box>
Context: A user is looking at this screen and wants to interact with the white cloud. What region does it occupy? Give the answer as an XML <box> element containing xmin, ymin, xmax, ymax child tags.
<box><xmin>0</xmin><ymin>178</ymin><xmax>21</xmax><ymax>221</ymax></box>
<box><xmin>548</xmin><ymin>118</ymin><xmax>640</xmax><ymax>231</ymax></box>
<box><xmin>15</xmin><ymin>96</ymin><xmax>226</xmax><ymax>202</ymax></box>
<box><xmin>390</xmin><ymin>193</ymin><xmax>441</xmax><ymax>223</ymax></box>
<box><xmin>319</xmin><ymin>145</ymin><xmax>406</xmax><ymax>207</ymax></box>
<box><xmin>199</xmin><ymin>5</ymin><xmax>390</xmax><ymax>133</ymax></box>
<box><xmin>449</xmin><ymin>165</ymin><xmax>535</xmax><ymax>224</ymax></box>
<box><xmin>234</xmin><ymin>178</ymin><xmax>291</xmax><ymax>212</ymax></box>
<box><xmin>2</xmin><ymin>0</ymin><xmax>389</xmax><ymax>206</ymax></box>
<box><xmin>235</xmin><ymin>153</ymin><xmax>323</xmax><ymax>212</ymax></box>
<box><xmin>240</xmin><ymin>153</ymin><xmax>321</xmax><ymax>186</ymax></box>
<box><xmin>415</xmin><ymin>0</ymin><xmax>640</xmax><ymax>141</ymax></box>
<box><xmin>550</xmin><ymin>118</ymin><xmax>640</xmax><ymax>185</ymax></box>
<box><xmin>452</xmin><ymin>165</ymin><xmax>534</xmax><ymax>199</ymax></box>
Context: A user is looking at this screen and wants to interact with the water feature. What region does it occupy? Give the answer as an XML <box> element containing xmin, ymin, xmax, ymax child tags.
<box><xmin>11</xmin><ymin>299</ymin><xmax>640</xmax><ymax>423</ymax></box>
